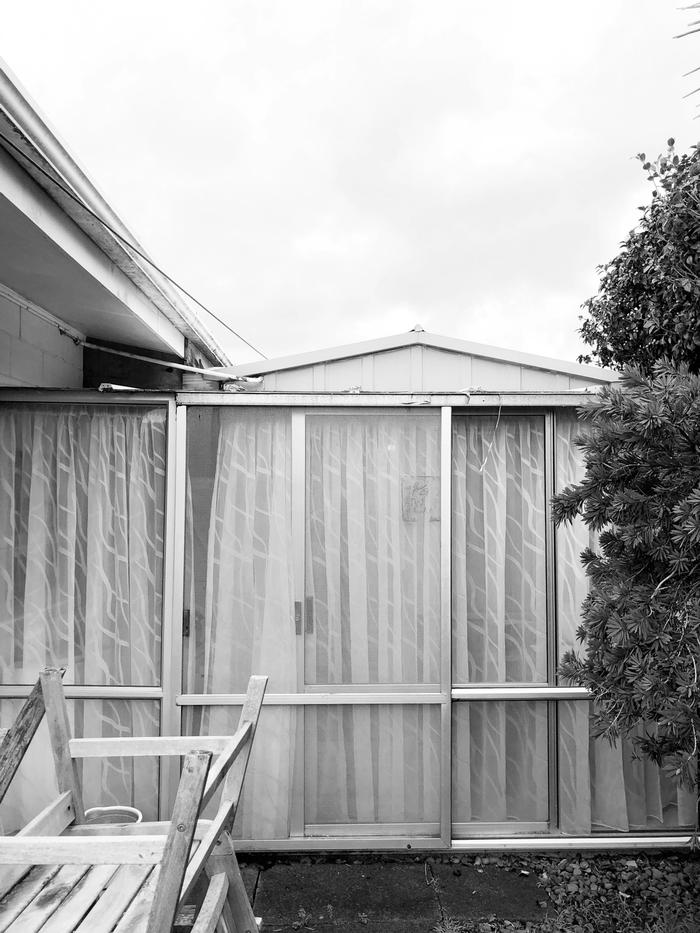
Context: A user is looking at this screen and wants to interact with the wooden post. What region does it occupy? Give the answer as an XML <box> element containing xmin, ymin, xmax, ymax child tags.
<box><xmin>39</xmin><ymin>668</ymin><xmax>86</xmax><ymax>822</ymax></box>
<box><xmin>147</xmin><ymin>749</ymin><xmax>212</xmax><ymax>933</ymax></box>
<box><xmin>0</xmin><ymin>677</ymin><xmax>46</xmax><ymax>805</ymax></box>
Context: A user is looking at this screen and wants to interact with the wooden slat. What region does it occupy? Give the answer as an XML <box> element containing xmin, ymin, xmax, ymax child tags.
<box><xmin>190</xmin><ymin>873</ymin><xmax>229</xmax><ymax>933</ymax></box>
<box><xmin>38</xmin><ymin>865</ymin><xmax>119</xmax><ymax>933</ymax></box>
<box><xmin>0</xmin><ymin>867</ymin><xmax>60</xmax><ymax>933</ymax></box>
<box><xmin>0</xmin><ymin>678</ymin><xmax>46</xmax><ymax>806</ymax></box>
<box><xmin>65</xmin><ymin>819</ymin><xmax>213</xmax><ymax>838</ymax></box>
<box><xmin>147</xmin><ymin>750</ymin><xmax>211</xmax><ymax>933</ymax></box>
<box><xmin>5</xmin><ymin>863</ymin><xmax>90</xmax><ymax>933</ymax></box>
<box><xmin>203</xmin><ymin>833</ymin><xmax>258</xmax><ymax>933</ymax></box>
<box><xmin>69</xmin><ymin>735</ymin><xmax>233</xmax><ymax>758</ymax></box>
<box><xmin>111</xmin><ymin>866</ymin><xmax>160</xmax><ymax>933</ymax></box>
<box><xmin>0</xmin><ymin>792</ymin><xmax>74</xmax><ymax>899</ymax></box>
<box><xmin>220</xmin><ymin>676</ymin><xmax>266</xmax><ymax>834</ymax></box>
<box><xmin>40</xmin><ymin>670</ymin><xmax>85</xmax><ymax>822</ymax></box>
<box><xmin>200</xmin><ymin>723</ymin><xmax>251</xmax><ymax>809</ymax></box>
<box><xmin>0</xmin><ymin>836</ymin><xmax>167</xmax><ymax>865</ymax></box>
<box><xmin>181</xmin><ymin>677</ymin><xmax>267</xmax><ymax>907</ymax></box>
<box><xmin>73</xmin><ymin>864</ymin><xmax>154</xmax><ymax>932</ymax></box>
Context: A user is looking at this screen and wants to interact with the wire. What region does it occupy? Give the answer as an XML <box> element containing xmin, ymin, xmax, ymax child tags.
<box><xmin>0</xmin><ymin>129</ymin><xmax>267</xmax><ymax>359</ymax></box>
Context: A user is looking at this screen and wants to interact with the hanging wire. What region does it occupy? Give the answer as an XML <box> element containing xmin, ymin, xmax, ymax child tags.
<box><xmin>0</xmin><ymin>129</ymin><xmax>267</xmax><ymax>359</ymax></box>
<box><xmin>479</xmin><ymin>396</ymin><xmax>503</xmax><ymax>472</ymax></box>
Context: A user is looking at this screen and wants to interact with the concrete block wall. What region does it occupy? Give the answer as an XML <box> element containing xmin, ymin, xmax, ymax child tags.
<box><xmin>0</xmin><ymin>290</ymin><xmax>83</xmax><ymax>388</ymax></box>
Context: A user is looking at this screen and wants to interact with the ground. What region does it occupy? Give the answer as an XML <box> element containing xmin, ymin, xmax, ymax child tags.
<box><xmin>236</xmin><ymin>850</ymin><xmax>699</xmax><ymax>933</ymax></box>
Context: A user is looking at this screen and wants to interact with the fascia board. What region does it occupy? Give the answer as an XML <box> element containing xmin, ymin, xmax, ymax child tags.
<box><xmin>0</xmin><ymin>145</ymin><xmax>185</xmax><ymax>356</ymax></box>
<box><xmin>0</xmin><ymin>59</ymin><xmax>230</xmax><ymax>365</ymax></box>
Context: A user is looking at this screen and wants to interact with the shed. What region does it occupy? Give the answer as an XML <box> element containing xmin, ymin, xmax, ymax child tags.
<box><xmin>2</xmin><ymin>327</ymin><xmax>696</xmax><ymax>852</ymax></box>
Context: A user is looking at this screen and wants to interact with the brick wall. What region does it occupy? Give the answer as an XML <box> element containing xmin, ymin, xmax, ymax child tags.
<box><xmin>0</xmin><ymin>290</ymin><xmax>83</xmax><ymax>388</ymax></box>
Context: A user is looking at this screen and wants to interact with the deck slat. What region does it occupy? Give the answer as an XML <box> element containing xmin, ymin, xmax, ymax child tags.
<box><xmin>0</xmin><ymin>866</ymin><xmax>60</xmax><ymax>933</ymax></box>
<box><xmin>5</xmin><ymin>864</ymin><xmax>90</xmax><ymax>933</ymax></box>
<box><xmin>112</xmin><ymin>866</ymin><xmax>161</xmax><ymax>933</ymax></box>
<box><xmin>73</xmin><ymin>864</ymin><xmax>154</xmax><ymax>933</ymax></box>
<box><xmin>38</xmin><ymin>865</ymin><xmax>120</xmax><ymax>933</ymax></box>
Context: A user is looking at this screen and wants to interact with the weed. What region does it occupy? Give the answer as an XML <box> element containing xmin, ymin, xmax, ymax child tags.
<box><xmin>433</xmin><ymin>918</ymin><xmax>469</xmax><ymax>933</ymax></box>
<box><xmin>291</xmin><ymin>907</ymin><xmax>314</xmax><ymax>930</ymax></box>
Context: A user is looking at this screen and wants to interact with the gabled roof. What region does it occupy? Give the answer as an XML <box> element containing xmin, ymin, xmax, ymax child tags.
<box><xmin>219</xmin><ymin>327</ymin><xmax>616</xmax><ymax>383</ymax></box>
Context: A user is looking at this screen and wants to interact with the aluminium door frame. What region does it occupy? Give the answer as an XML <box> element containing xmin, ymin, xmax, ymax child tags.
<box><xmin>166</xmin><ymin>393</ymin><xmax>693</xmax><ymax>852</ymax></box>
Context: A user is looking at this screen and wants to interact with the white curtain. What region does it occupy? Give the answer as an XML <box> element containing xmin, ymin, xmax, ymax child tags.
<box><xmin>0</xmin><ymin>404</ymin><xmax>165</xmax><ymax>832</ymax></box>
<box><xmin>186</xmin><ymin>409</ymin><xmax>296</xmax><ymax>839</ymax></box>
<box><xmin>304</xmin><ymin>414</ymin><xmax>441</xmax><ymax>826</ymax></box>
<box><xmin>556</xmin><ymin>411</ymin><xmax>696</xmax><ymax>833</ymax></box>
<box><xmin>451</xmin><ymin>416</ymin><xmax>548</xmax><ymax>825</ymax></box>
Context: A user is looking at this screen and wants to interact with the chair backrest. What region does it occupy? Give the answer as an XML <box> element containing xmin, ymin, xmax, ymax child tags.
<box><xmin>0</xmin><ymin>669</ymin><xmax>268</xmax><ymax>932</ymax></box>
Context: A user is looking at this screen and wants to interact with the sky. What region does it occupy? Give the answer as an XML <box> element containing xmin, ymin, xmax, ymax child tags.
<box><xmin>2</xmin><ymin>1</ymin><xmax>700</xmax><ymax>367</ymax></box>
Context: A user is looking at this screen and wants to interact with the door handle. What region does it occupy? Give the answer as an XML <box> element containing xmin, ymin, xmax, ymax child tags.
<box><xmin>294</xmin><ymin>600</ymin><xmax>302</xmax><ymax>636</ymax></box>
<box><xmin>305</xmin><ymin>596</ymin><xmax>314</xmax><ymax>634</ymax></box>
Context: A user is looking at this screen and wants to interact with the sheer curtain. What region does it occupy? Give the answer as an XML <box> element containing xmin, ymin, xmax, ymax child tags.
<box><xmin>0</xmin><ymin>404</ymin><xmax>165</xmax><ymax>831</ymax></box>
<box><xmin>556</xmin><ymin>411</ymin><xmax>696</xmax><ymax>833</ymax></box>
<box><xmin>451</xmin><ymin>415</ymin><xmax>548</xmax><ymax>825</ymax></box>
<box><xmin>185</xmin><ymin>409</ymin><xmax>296</xmax><ymax>839</ymax></box>
<box><xmin>304</xmin><ymin>414</ymin><xmax>441</xmax><ymax>827</ymax></box>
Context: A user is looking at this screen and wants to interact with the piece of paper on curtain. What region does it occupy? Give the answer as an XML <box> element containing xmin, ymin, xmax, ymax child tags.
<box><xmin>401</xmin><ymin>475</ymin><xmax>439</xmax><ymax>521</ymax></box>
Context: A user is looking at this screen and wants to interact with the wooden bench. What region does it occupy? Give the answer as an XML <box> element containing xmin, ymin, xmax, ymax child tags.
<box><xmin>0</xmin><ymin>668</ymin><xmax>267</xmax><ymax>932</ymax></box>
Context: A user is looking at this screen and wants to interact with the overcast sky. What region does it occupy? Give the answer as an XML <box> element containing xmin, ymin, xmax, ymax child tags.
<box><xmin>3</xmin><ymin>1</ymin><xmax>699</xmax><ymax>366</ymax></box>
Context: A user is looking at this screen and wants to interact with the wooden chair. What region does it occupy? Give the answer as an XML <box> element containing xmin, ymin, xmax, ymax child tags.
<box><xmin>0</xmin><ymin>668</ymin><xmax>267</xmax><ymax>932</ymax></box>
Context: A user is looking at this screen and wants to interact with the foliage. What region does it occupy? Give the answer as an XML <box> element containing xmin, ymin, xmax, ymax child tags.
<box><xmin>578</xmin><ymin>141</ymin><xmax>700</xmax><ymax>373</ymax></box>
<box><xmin>551</xmin><ymin>363</ymin><xmax>700</xmax><ymax>787</ymax></box>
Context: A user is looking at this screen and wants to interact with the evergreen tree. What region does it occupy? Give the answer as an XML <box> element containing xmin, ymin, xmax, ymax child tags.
<box><xmin>579</xmin><ymin>142</ymin><xmax>700</xmax><ymax>373</ymax></box>
<box><xmin>552</xmin><ymin>364</ymin><xmax>700</xmax><ymax>789</ymax></box>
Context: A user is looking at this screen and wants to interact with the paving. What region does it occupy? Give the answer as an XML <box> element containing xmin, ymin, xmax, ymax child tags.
<box><xmin>239</xmin><ymin>857</ymin><xmax>547</xmax><ymax>933</ymax></box>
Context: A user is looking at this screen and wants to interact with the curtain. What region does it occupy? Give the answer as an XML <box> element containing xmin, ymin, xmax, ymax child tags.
<box><xmin>452</xmin><ymin>702</ymin><xmax>548</xmax><ymax>824</ymax></box>
<box><xmin>556</xmin><ymin>411</ymin><xmax>696</xmax><ymax>833</ymax></box>
<box><xmin>452</xmin><ymin>415</ymin><xmax>547</xmax><ymax>685</ymax></box>
<box><xmin>185</xmin><ymin>409</ymin><xmax>296</xmax><ymax>839</ymax></box>
<box><xmin>304</xmin><ymin>414</ymin><xmax>441</xmax><ymax>826</ymax></box>
<box><xmin>0</xmin><ymin>404</ymin><xmax>165</xmax><ymax>832</ymax></box>
<box><xmin>451</xmin><ymin>415</ymin><xmax>548</xmax><ymax>826</ymax></box>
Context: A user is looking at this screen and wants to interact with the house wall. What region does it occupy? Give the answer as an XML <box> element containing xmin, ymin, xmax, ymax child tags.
<box><xmin>255</xmin><ymin>345</ymin><xmax>610</xmax><ymax>393</ymax></box>
<box><xmin>0</xmin><ymin>286</ymin><xmax>82</xmax><ymax>387</ymax></box>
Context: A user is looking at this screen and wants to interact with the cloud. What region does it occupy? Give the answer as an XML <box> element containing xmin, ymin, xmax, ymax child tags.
<box><xmin>2</xmin><ymin>0</ymin><xmax>698</xmax><ymax>365</ymax></box>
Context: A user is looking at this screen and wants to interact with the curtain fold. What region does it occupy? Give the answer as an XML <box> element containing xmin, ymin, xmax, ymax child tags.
<box><xmin>186</xmin><ymin>409</ymin><xmax>296</xmax><ymax>839</ymax></box>
<box><xmin>555</xmin><ymin>411</ymin><xmax>696</xmax><ymax>833</ymax></box>
<box><xmin>0</xmin><ymin>404</ymin><xmax>165</xmax><ymax>832</ymax></box>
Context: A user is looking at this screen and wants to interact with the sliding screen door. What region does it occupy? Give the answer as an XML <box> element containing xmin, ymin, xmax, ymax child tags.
<box><xmin>303</xmin><ymin>412</ymin><xmax>442</xmax><ymax>835</ymax></box>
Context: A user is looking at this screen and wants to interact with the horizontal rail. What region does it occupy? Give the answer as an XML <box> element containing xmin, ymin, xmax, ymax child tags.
<box><xmin>177</xmin><ymin>392</ymin><xmax>598</xmax><ymax>408</ymax></box>
<box><xmin>451</xmin><ymin>687</ymin><xmax>590</xmax><ymax>700</ymax></box>
<box><xmin>230</xmin><ymin>833</ymin><xmax>694</xmax><ymax>853</ymax></box>
<box><xmin>0</xmin><ymin>835</ymin><xmax>168</xmax><ymax>864</ymax></box>
<box><xmin>0</xmin><ymin>685</ymin><xmax>163</xmax><ymax>700</ymax></box>
<box><xmin>69</xmin><ymin>735</ymin><xmax>235</xmax><ymax>758</ymax></box>
<box><xmin>178</xmin><ymin>693</ymin><xmax>445</xmax><ymax>706</ymax></box>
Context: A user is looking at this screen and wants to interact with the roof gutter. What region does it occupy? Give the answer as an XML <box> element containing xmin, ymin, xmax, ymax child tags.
<box><xmin>0</xmin><ymin>58</ymin><xmax>232</xmax><ymax>366</ymax></box>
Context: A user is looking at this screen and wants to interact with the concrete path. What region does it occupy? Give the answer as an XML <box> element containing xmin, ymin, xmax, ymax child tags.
<box><xmin>239</xmin><ymin>858</ymin><xmax>547</xmax><ymax>933</ymax></box>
